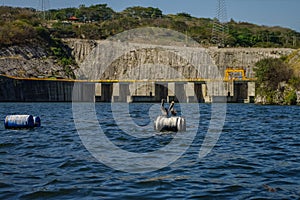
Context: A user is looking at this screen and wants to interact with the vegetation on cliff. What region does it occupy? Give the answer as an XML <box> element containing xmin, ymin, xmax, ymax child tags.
<box><xmin>254</xmin><ymin>56</ymin><xmax>300</xmax><ymax>105</ymax></box>
<box><xmin>0</xmin><ymin>6</ymin><xmax>77</xmax><ymax>78</ymax></box>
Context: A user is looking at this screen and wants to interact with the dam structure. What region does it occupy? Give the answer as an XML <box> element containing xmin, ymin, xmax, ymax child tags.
<box><xmin>71</xmin><ymin>34</ymin><xmax>292</xmax><ymax>103</ymax></box>
<box><xmin>0</xmin><ymin>34</ymin><xmax>294</xmax><ymax>103</ymax></box>
<box><xmin>0</xmin><ymin>73</ymin><xmax>254</xmax><ymax>103</ymax></box>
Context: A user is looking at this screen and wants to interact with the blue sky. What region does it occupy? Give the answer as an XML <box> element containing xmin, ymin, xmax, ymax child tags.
<box><xmin>2</xmin><ymin>0</ymin><xmax>300</xmax><ymax>32</ymax></box>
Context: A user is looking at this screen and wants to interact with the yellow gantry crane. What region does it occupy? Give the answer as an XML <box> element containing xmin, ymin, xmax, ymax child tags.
<box><xmin>224</xmin><ymin>68</ymin><xmax>247</xmax><ymax>81</ymax></box>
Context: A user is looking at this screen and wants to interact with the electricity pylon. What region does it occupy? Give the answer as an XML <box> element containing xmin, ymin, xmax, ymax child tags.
<box><xmin>211</xmin><ymin>0</ymin><xmax>229</xmax><ymax>47</ymax></box>
<box><xmin>38</xmin><ymin>0</ymin><xmax>50</xmax><ymax>20</ymax></box>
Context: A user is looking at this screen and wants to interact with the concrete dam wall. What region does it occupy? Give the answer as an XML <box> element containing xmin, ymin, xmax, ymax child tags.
<box><xmin>0</xmin><ymin>36</ymin><xmax>295</xmax><ymax>103</ymax></box>
<box><xmin>0</xmin><ymin>75</ymin><xmax>94</xmax><ymax>102</ymax></box>
<box><xmin>0</xmin><ymin>75</ymin><xmax>254</xmax><ymax>103</ymax></box>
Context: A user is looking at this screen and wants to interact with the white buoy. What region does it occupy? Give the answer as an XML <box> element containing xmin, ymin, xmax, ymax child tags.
<box><xmin>4</xmin><ymin>115</ymin><xmax>41</xmax><ymax>129</ymax></box>
<box><xmin>4</xmin><ymin>115</ymin><xmax>35</xmax><ymax>129</ymax></box>
<box><xmin>154</xmin><ymin>116</ymin><xmax>186</xmax><ymax>132</ymax></box>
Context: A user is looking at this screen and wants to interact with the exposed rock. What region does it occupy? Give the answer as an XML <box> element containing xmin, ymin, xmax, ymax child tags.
<box><xmin>65</xmin><ymin>39</ymin><xmax>294</xmax><ymax>79</ymax></box>
<box><xmin>208</xmin><ymin>47</ymin><xmax>294</xmax><ymax>78</ymax></box>
<box><xmin>255</xmin><ymin>82</ymin><xmax>298</xmax><ymax>105</ymax></box>
<box><xmin>297</xmin><ymin>91</ymin><xmax>300</xmax><ymax>104</ymax></box>
<box><xmin>0</xmin><ymin>44</ymin><xmax>77</xmax><ymax>78</ymax></box>
<box><xmin>286</xmin><ymin>49</ymin><xmax>300</xmax><ymax>77</ymax></box>
<box><xmin>0</xmin><ymin>38</ymin><xmax>296</xmax><ymax>80</ymax></box>
<box><xmin>63</xmin><ymin>38</ymin><xmax>97</xmax><ymax>64</ymax></box>
<box><xmin>255</xmin><ymin>95</ymin><xmax>267</xmax><ymax>105</ymax></box>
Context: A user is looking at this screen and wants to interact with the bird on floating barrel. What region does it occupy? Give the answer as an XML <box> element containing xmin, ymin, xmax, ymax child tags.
<box><xmin>154</xmin><ymin>100</ymin><xmax>186</xmax><ymax>132</ymax></box>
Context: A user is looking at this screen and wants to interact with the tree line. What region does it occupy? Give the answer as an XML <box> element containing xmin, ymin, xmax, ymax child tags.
<box><xmin>0</xmin><ymin>4</ymin><xmax>300</xmax><ymax>48</ymax></box>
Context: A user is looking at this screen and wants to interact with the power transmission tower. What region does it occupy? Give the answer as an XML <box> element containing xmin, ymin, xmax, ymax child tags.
<box><xmin>211</xmin><ymin>0</ymin><xmax>229</xmax><ymax>47</ymax></box>
<box><xmin>38</xmin><ymin>0</ymin><xmax>50</xmax><ymax>20</ymax></box>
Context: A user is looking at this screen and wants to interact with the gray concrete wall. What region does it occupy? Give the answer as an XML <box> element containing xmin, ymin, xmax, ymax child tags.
<box><xmin>0</xmin><ymin>75</ymin><xmax>255</xmax><ymax>103</ymax></box>
<box><xmin>0</xmin><ymin>75</ymin><xmax>94</xmax><ymax>102</ymax></box>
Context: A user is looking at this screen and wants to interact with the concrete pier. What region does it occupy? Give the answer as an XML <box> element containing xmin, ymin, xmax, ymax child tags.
<box><xmin>93</xmin><ymin>80</ymin><xmax>255</xmax><ymax>103</ymax></box>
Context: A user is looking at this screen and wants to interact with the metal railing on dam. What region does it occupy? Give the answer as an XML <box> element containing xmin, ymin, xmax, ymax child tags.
<box><xmin>0</xmin><ymin>74</ymin><xmax>257</xmax><ymax>83</ymax></box>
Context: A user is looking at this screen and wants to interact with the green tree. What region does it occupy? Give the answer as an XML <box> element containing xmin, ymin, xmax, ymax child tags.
<box><xmin>122</xmin><ymin>7</ymin><xmax>162</xmax><ymax>19</ymax></box>
<box><xmin>176</xmin><ymin>12</ymin><xmax>192</xmax><ymax>18</ymax></box>
<box><xmin>254</xmin><ymin>58</ymin><xmax>293</xmax><ymax>91</ymax></box>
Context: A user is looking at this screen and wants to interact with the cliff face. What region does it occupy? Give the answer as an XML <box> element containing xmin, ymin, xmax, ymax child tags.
<box><xmin>63</xmin><ymin>39</ymin><xmax>97</xmax><ymax>64</ymax></box>
<box><xmin>286</xmin><ymin>49</ymin><xmax>300</xmax><ymax>77</ymax></box>
<box><xmin>0</xmin><ymin>38</ymin><xmax>295</xmax><ymax>79</ymax></box>
<box><xmin>0</xmin><ymin>44</ymin><xmax>77</xmax><ymax>78</ymax></box>
<box><xmin>66</xmin><ymin>39</ymin><xmax>294</xmax><ymax>79</ymax></box>
<box><xmin>208</xmin><ymin>47</ymin><xmax>294</xmax><ymax>78</ymax></box>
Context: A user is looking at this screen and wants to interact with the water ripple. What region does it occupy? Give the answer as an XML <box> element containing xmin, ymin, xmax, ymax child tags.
<box><xmin>0</xmin><ymin>103</ymin><xmax>300</xmax><ymax>199</ymax></box>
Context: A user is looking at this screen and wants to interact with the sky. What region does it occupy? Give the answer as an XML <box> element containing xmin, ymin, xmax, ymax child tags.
<box><xmin>2</xmin><ymin>0</ymin><xmax>300</xmax><ymax>32</ymax></box>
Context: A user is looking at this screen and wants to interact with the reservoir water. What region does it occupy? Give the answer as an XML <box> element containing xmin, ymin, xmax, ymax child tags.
<box><xmin>0</xmin><ymin>103</ymin><xmax>300</xmax><ymax>199</ymax></box>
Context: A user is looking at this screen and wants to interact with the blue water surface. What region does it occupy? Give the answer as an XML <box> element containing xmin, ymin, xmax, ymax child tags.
<box><xmin>0</xmin><ymin>103</ymin><xmax>300</xmax><ymax>199</ymax></box>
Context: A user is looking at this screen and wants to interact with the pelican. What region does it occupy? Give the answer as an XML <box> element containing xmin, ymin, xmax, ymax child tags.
<box><xmin>160</xmin><ymin>99</ymin><xmax>168</xmax><ymax>116</ymax></box>
<box><xmin>168</xmin><ymin>101</ymin><xmax>177</xmax><ymax>116</ymax></box>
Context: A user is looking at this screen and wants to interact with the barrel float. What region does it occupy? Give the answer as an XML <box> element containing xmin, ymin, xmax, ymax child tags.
<box><xmin>33</xmin><ymin>116</ymin><xmax>41</xmax><ymax>127</ymax></box>
<box><xmin>4</xmin><ymin>115</ymin><xmax>35</xmax><ymax>129</ymax></box>
<box><xmin>154</xmin><ymin>116</ymin><xmax>186</xmax><ymax>132</ymax></box>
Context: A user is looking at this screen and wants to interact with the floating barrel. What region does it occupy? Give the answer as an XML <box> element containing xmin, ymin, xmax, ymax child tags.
<box><xmin>4</xmin><ymin>115</ymin><xmax>35</xmax><ymax>129</ymax></box>
<box><xmin>154</xmin><ymin>116</ymin><xmax>186</xmax><ymax>132</ymax></box>
<box><xmin>33</xmin><ymin>116</ymin><xmax>41</xmax><ymax>127</ymax></box>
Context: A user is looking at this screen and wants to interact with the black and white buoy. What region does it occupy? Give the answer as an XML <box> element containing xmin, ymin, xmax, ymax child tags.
<box><xmin>154</xmin><ymin>100</ymin><xmax>186</xmax><ymax>132</ymax></box>
<box><xmin>154</xmin><ymin>115</ymin><xmax>186</xmax><ymax>132</ymax></box>
<box><xmin>4</xmin><ymin>115</ymin><xmax>41</xmax><ymax>129</ymax></box>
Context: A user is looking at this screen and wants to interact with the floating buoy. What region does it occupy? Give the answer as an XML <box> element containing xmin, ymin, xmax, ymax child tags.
<box><xmin>154</xmin><ymin>116</ymin><xmax>186</xmax><ymax>132</ymax></box>
<box><xmin>33</xmin><ymin>116</ymin><xmax>41</xmax><ymax>127</ymax></box>
<box><xmin>4</xmin><ymin>115</ymin><xmax>35</xmax><ymax>129</ymax></box>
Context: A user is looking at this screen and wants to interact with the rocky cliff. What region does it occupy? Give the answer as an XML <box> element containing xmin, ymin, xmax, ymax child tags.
<box><xmin>0</xmin><ymin>43</ymin><xmax>77</xmax><ymax>78</ymax></box>
<box><xmin>208</xmin><ymin>47</ymin><xmax>294</xmax><ymax>78</ymax></box>
<box><xmin>0</xmin><ymin>38</ymin><xmax>295</xmax><ymax>79</ymax></box>
<box><xmin>66</xmin><ymin>39</ymin><xmax>294</xmax><ymax>79</ymax></box>
<box><xmin>286</xmin><ymin>49</ymin><xmax>300</xmax><ymax>77</ymax></box>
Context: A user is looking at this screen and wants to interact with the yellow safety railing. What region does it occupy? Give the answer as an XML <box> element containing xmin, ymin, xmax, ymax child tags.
<box><xmin>0</xmin><ymin>74</ymin><xmax>256</xmax><ymax>83</ymax></box>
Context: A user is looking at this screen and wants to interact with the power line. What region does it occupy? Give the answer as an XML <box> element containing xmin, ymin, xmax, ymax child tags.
<box><xmin>211</xmin><ymin>0</ymin><xmax>229</xmax><ymax>47</ymax></box>
<box><xmin>38</xmin><ymin>0</ymin><xmax>50</xmax><ymax>20</ymax></box>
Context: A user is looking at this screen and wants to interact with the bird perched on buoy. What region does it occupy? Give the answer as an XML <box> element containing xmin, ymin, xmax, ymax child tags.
<box><xmin>160</xmin><ymin>99</ymin><xmax>168</xmax><ymax>116</ymax></box>
<box><xmin>155</xmin><ymin>99</ymin><xmax>186</xmax><ymax>132</ymax></box>
<box><xmin>168</xmin><ymin>101</ymin><xmax>177</xmax><ymax>116</ymax></box>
